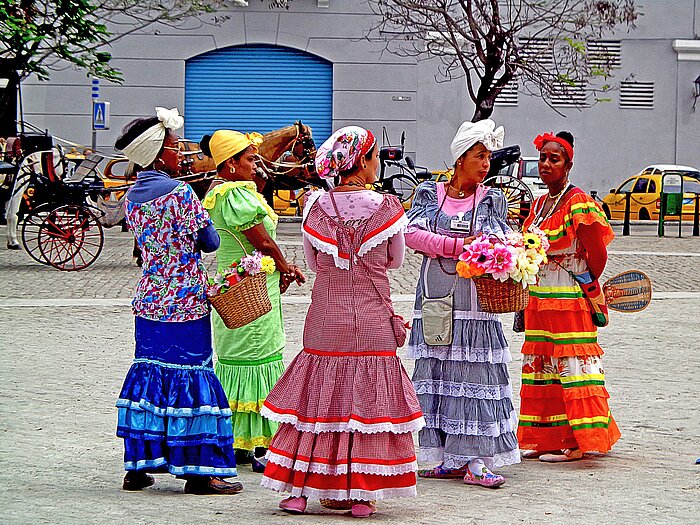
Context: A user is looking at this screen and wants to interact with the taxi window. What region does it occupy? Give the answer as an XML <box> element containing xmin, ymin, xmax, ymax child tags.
<box><xmin>522</xmin><ymin>160</ymin><xmax>539</xmax><ymax>179</ymax></box>
<box><xmin>618</xmin><ymin>178</ymin><xmax>636</xmax><ymax>193</ymax></box>
<box><xmin>647</xmin><ymin>179</ymin><xmax>657</xmax><ymax>193</ymax></box>
<box><xmin>632</xmin><ymin>178</ymin><xmax>648</xmax><ymax>193</ymax></box>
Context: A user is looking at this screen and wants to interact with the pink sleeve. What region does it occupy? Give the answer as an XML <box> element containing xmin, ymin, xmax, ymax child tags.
<box><xmin>405</xmin><ymin>227</ymin><xmax>465</xmax><ymax>259</ymax></box>
<box><xmin>387</xmin><ymin>232</ymin><xmax>405</xmax><ymax>269</ymax></box>
<box><xmin>303</xmin><ymin>235</ymin><xmax>318</xmax><ymax>272</ymax></box>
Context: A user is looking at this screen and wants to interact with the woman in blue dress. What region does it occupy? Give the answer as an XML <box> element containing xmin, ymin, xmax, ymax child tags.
<box><xmin>114</xmin><ymin>108</ymin><xmax>241</xmax><ymax>494</ymax></box>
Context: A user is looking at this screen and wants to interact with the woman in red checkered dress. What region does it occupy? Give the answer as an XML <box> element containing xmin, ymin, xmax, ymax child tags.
<box><xmin>261</xmin><ymin>126</ymin><xmax>424</xmax><ymax>518</ymax></box>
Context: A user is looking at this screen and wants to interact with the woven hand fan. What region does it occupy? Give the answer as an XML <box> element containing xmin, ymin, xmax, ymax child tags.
<box><xmin>603</xmin><ymin>270</ymin><xmax>652</xmax><ymax>313</ymax></box>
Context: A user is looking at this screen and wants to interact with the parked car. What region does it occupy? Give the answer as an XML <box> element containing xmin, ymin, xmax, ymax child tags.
<box><xmin>601</xmin><ymin>167</ymin><xmax>700</xmax><ymax>221</ymax></box>
<box><xmin>497</xmin><ymin>156</ymin><xmax>548</xmax><ymax>198</ymax></box>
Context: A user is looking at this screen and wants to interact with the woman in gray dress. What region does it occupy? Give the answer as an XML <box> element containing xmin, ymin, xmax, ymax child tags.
<box><xmin>405</xmin><ymin>119</ymin><xmax>519</xmax><ymax>487</ymax></box>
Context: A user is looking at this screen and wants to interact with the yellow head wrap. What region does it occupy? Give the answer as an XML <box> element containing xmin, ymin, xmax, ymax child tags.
<box><xmin>209</xmin><ymin>130</ymin><xmax>264</xmax><ymax>167</ymax></box>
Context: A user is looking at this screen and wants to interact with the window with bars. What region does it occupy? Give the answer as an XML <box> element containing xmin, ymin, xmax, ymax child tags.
<box><xmin>619</xmin><ymin>81</ymin><xmax>654</xmax><ymax>109</ymax></box>
<box><xmin>494</xmin><ymin>81</ymin><xmax>518</xmax><ymax>106</ymax></box>
<box><xmin>551</xmin><ymin>81</ymin><xmax>588</xmax><ymax>107</ymax></box>
<box><xmin>586</xmin><ymin>40</ymin><xmax>622</xmax><ymax>68</ymax></box>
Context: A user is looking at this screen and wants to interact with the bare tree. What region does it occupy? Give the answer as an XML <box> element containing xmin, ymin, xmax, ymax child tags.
<box><xmin>366</xmin><ymin>0</ymin><xmax>640</xmax><ymax>121</ymax></box>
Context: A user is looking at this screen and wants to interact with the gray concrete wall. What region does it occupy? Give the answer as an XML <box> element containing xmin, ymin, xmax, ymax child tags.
<box><xmin>20</xmin><ymin>0</ymin><xmax>700</xmax><ymax>194</ymax></box>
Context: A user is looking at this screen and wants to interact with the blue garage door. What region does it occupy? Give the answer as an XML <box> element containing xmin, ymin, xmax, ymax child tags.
<box><xmin>185</xmin><ymin>44</ymin><xmax>333</xmax><ymax>145</ymax></box>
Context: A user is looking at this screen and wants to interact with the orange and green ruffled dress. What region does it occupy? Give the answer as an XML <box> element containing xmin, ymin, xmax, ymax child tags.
<box><xmin>517</xmin><ymin>189</ymin><xmax>621</xmax><ymax>453</ymax></box>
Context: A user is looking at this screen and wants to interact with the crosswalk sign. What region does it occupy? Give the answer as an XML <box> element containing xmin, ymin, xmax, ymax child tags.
<box><xmin>92</xmin><ymin>101</ymin><xmax>111</xmax><ymax>130</ymax></box>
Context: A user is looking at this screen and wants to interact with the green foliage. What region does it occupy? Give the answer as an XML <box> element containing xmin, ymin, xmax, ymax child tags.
<box><xmin>0</xmin><ymin>0</ymin><xmax>121</xmax><ymax>82</ymax></box>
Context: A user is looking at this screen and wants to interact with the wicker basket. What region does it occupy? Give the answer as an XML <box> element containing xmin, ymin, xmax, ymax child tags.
<box><xmin>473</xmin><ymin>274</ymin><xmax>529</xmax><ymax>313</ymax></box>
<box><xmin>210</xmin><ymin>271</ymin><xmax>272</xmax><ymax>329</ymax></box>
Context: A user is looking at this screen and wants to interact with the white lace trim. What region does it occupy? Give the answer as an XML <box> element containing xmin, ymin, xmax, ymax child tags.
<box><xmin>414</xmin><ymin>380</ymin><xmax>513</xmax><ymax>400</ymax></box>
<box><xmin>261</xmin><ymin>477</ymin><xmax>417</xmax><ymax>501</ymax></box>
<box><xmin>261</xmin><ymin>406</ymin><xmax>426</xmax><ymax>434</ymax></box>
<box><xmin>302</xmin><ymin>229</ymin><xmax>350</xmax><ymax>271</ymax></box>
<box><xmin>407</xmin><ymin>344</ymin><xmax>512</xmax><ymax>364</ymax></box>
<box><xmin>412</xmin><ymin>310</ymin><xmax>500</xmax><ymax>321</ymax></box>
<box><xmin>356</xmin><ymin>213</ymin><xmax>408</xmax><ymax>258</ymax></box>
<box><xmin>301</xmin><ymin>189</ymin><xmax>325</xmax><ymax>221</ymax></box>
<box><xmin>266</xmin><ymin>452</ymin><xmax>417</xmax><ymax>476</ymax></box>
<box><xmin>422</xmin><ymin>411</ymin><xmax>518</xmax><ymax>437</ymax></box>
<box><xmin>418</xmin><ymin>447</ymin><xmax>521</xmax><ymax>470</ymax></box>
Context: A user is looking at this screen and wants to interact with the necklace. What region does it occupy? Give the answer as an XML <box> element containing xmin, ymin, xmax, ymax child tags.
<box><xmin>534</xmin><ymin>183</ymin><xmax>573</xmax><ymax>227</ymax></box>
<box><xmin>546</xmin><ymin>181</ymin><xmax>569</xmax><ymax>200</ymax></box>
<box><xmin>447</xmin><ymin>182</ymin><xmax>475</xmax><ymax>198</ymax></box>
<box><xmin>337</xmin><ymin>181</ymin><xmax>366</xmax><ymax>188</ymax></box>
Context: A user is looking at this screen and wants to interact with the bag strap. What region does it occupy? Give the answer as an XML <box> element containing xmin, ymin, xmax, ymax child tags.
<box><xmin>327</xmin><ymin>190</ymin><xmax>399</xmax><ymax>317</ymax></box>
<box><xmin>215</xmin><ymin>227</ymin><xmax>249</xmax><ymax>256</ymax></box>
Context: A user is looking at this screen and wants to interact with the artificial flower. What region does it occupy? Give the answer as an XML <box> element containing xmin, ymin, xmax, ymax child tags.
<box><xmin>260</xmin><ymin>256</ymin><xmax>276</xmax><ymax>274</ymax></box>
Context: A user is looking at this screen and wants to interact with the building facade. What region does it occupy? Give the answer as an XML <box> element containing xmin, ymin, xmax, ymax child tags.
<box><xmin>22</xmin><ymin>0</ymin><xmax>700</xmax><ymax>193</ymax></box>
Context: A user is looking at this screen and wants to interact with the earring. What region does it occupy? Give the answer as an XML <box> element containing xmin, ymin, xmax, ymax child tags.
<box><xmin>154</xmin><ymin>158</ymin><xmax>164</xmax><ymax>170</ymax></box>
<box><xmin>229</xmin><ymin>167</ymin><xmax>236</xmax><ymax>174</ymax></box>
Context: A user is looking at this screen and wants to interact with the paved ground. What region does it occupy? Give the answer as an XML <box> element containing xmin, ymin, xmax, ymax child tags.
<box><xmin>1</xmin><ymin>222</ymin><xmax>699</xmax><ymax>524</ymax></box>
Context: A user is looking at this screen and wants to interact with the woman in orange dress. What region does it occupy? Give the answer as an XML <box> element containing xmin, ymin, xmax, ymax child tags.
<box><xmin>517</xmin><ymin>131</ymin><xmax>621</xmax><ymax>462</ymax></box>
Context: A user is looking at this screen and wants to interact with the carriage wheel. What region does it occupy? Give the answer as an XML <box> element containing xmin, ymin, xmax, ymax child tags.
<box><xmin>483</xmin><ymin>175</ymin><xmax>533</xmax><ymax>230</ymax></box>
<box><xmin>21</xmin><ymin>207</ymin><xmax>54</xmax><ymax>265</ymax></box>
<box><xmin>37</xmin><ymin>204</ymin><xmax>104</xmax><ymax>271</ymax></box>
<box><xmin>387</xmin><ymin>174</ymin><xmax>419</xmax><ymax>204</ymax></box>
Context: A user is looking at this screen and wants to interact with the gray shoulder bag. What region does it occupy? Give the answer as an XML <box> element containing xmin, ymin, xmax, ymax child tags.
<box><xmin>421</xmin><ymin>187</ymin><xmax>478</xmax><ymax>346</ymax></box>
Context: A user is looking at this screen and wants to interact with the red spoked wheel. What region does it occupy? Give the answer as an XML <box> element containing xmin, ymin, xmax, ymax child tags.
<box><xmin>37</xmin><ymin>204</ymin><xmax>104</xmax><ymax>271</ymax></box>
<box><xmin>484</xmin><ymin>175</ymin><xmax>533</xmax><ymax>230</ymax></box>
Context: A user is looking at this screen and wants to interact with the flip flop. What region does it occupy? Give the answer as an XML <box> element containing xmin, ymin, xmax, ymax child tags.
<box><xmin>351</xmin><ymin>501</ymin><xmax>377</xmax><ymax>518</ymax></box>
<box><xmin>279</xmin><ymin>496</ymin><xmax>307</xmax><ymax>514</ymax></box>
<box><xmin>539</xmin><ymin>448</ymin><xmax>584</xmax><ymax>463</ymax></box>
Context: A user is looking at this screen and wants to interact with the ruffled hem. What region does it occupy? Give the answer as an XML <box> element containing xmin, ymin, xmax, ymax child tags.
<box><xmin>521</xmin><ymin>341</ymin><xmax>604</xmax><ymax>357</ymax></box>
<box><xmin>422</xmin><ymin>411</ymin><xmax>518</xmax><ymax>438</ymax></box>
<box><xmin>541</xmin><ymin>193</ymin><xmax>614</xmax><ymax>251</ymax></box>
<box><xmin>262</xmin><ymin>351</ymin><xmax>423</xmax><ymax>433</ymax></box>
<box><xmin>234</xmin><ymin>435</ymin><xmax>272</xmax><ymax>450</ymax></box>
<box><xmin>261</xmin><ymin>476</ymin><xmax>417</xmax><ymax>501</ymax></box>
<box><xmin>214</xmin><ymin>358</ymin><xmax>284</xmax><ymax>414</ymax></box>
<box><xmin>408</xmin><ymin>344</ymin><xmax>512</xmax><ymax>364</ymax></box>
<box><xmin>418</xmin><ymin>447</ymin><xmax>521</xmax><ymax>470</ymax></box>
<box><xmin>261</xmin><ymin>405</ymin><xmax>426</xmax><ymax>434</ymax></box>
<box><xmin>520</xmin><ymin>383</ymin><xmax>611</xmax><ymax>400</ymax></box>
<box><xmin>414</xmin><ymin>380</ymin><xmax>512</xmax><ymax>400</ymax></box>
<box><xmin>266</xmin><ymin>450</ymin><xmax>417</xmax><ymax>476</ymax></box>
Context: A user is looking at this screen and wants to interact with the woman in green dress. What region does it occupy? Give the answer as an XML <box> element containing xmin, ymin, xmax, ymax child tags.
<box><xmin>200</xmin><ymin>130</ymin><xmax>306</xmax><ymax>471</ymax></box>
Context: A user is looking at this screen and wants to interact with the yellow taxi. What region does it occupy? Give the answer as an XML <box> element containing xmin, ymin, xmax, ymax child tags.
<box><xmin>601</xmin><ymin>165</ymin><xmax>700</xmax><ymax>221</ymax></box>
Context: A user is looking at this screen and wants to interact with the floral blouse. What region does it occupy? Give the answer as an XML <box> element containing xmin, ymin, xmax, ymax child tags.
<box><xmin>125</xmin><ymin>182</ymin><xmax>211</xmax><ymax>322</ymax></box>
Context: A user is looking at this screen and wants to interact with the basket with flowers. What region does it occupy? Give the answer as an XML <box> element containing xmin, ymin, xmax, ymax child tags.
<box><xmin>456</xmin><ymin>230</ymin><xmax>550</xmax><ymax>313</ymax></box>
<box><xmin>207</xmin><ymin>251</ymin><xmax>277</xmax><ymax>329</ymax></box>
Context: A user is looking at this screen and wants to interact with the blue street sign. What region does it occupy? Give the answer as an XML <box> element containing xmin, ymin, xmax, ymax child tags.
<box><xmin>92</xmin><ymin>101</ymin><xmax>110</xmax><ymax>130</ymax></box>
<box><xmin>92</xmin><ymin>78</ymin><xmax>100</xmax><ymax>99</ymax></box>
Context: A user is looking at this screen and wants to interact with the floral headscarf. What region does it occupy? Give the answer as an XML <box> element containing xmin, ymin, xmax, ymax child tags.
<box><xmin>315</xmin><ymin>126</ymin><xmax>376</xmax><ymax>179</ymax></box>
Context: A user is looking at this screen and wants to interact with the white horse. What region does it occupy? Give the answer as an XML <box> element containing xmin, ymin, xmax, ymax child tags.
<box><xmin>5</xmin><ymin>149</ymin><xmax>64</xmax><ymax>249</ymax></box>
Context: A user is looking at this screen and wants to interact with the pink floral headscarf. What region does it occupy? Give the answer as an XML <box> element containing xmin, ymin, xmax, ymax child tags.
<box><xmin>314</xmin><ymin>126</ymin><xmax>376</xmax><ymax>179</ymax></box>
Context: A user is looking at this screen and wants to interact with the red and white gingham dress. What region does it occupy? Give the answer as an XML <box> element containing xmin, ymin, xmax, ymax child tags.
<box><xmin>261</xmin><ymin>191</ymin><xmax>425</xmax><ymax>501</ymax></box>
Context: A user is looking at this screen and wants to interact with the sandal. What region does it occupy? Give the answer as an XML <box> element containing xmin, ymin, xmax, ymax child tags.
<box><xmin>279</xmin><ymin>496</ymin><xmax>307</xmax><ymax>514</ymax></box>
<box><xmin>417</xmin><ymin>464</ymin><xmax>468</xmax><ymax>479</ymax></box>
<box><xmin>351</xmin><ymin>501</ymin><xmax>376</xmax><ymax>518</ymax></box>
<box><xmin>463</xmin><ymin>466</ymin><xmax>505</xmax><ymax>488</ymax></box>
<box><xmin>521</xmin><ymin>449</ymin><xmax>560</xmax><ymax>459</ymax></box>
<box><xmin>539</xmin><ymin>448</ymin><xmax>584</xmax><ymax>463</ymax></box>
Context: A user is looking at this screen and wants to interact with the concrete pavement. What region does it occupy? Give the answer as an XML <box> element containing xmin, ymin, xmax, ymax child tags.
<box><xmin>0</xmin><ymin>223</ymin><xmax>699</xmax><ymax>524</ymax></box>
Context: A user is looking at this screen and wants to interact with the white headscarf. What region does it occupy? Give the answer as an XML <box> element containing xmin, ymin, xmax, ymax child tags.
<box><xmin>121</xmin><ymin>107</ymin><xmax>184</xmax><ymax>167</ymax></box>
<box><xmin>450</xmin><ymin>119</ymin><xmax>505</xmax><ymax>164</ymax></box>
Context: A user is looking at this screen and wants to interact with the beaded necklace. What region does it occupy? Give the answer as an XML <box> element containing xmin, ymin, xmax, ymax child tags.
<box><xmin>533</xmin><ymin>183</ymin><xmax>573</xmax><ymax>227</ymax></box>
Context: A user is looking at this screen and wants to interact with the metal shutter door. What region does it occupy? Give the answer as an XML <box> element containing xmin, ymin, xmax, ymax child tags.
<box><xmin>185</xmin><ymin>44</ymin><xmax>333</xmax><ymax>144</ymax></box>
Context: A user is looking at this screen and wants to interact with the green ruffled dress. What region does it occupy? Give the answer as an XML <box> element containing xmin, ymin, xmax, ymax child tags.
<box><xmin>203</xmin><ymin>181</ymin><xmax>284</xmax><ymax>451</ymax></box>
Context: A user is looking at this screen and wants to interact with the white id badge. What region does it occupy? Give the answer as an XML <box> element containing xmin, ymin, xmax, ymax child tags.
<box><xmin>450</xmin><ymin>212</ymin><xmax>471</xmax><ymax>233</ymax></box>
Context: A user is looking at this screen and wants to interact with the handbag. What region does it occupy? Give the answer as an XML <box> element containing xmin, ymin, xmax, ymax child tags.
<box><xmin>327</xmin><ymin>191</ymin><xmax>409</xmax><ymax>347</ymax></box>
<box><xmin>420</xmin><ymin>185</ymin><xmax>478</xmax><ymax>345</ymax></box>
<box><xmin>550</xmin><ymin>257</ymin><xmax>609</xmax><ymax>328</ymax></box>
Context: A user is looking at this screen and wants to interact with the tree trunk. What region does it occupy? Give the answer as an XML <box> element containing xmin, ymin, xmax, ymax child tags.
<box><xmin>471</xmin><ymin>96</ymin><xmax>496</xmax><ymax>122</ymax></box>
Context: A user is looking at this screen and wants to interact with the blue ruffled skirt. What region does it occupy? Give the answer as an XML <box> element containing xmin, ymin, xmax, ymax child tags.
<box><xmin>116</xmin><ymin>315</ymin><xmax>237</xmax><ymax>477</ymax></box>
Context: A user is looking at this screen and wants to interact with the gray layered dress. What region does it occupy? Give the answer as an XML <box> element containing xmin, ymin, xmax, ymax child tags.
<box><xmin>406</xmin><ymin>181</ymin><xmax>520</xmax><ymax>469</ymax></box>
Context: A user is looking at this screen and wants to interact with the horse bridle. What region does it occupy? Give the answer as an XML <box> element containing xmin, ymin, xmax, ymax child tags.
<box><xmin>257</xmin><ymin>122</ymin><xmax>317</xmax><ymax>177</ymax></box>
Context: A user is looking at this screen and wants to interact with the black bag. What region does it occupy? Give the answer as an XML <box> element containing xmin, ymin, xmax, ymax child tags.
<box><xmin>513</xmin><ymin>310</ymin><xmax>525</xmax><ymax>333</ymax></box>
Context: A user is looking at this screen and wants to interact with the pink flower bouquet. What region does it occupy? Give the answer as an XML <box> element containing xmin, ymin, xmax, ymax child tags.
<box><xmin>456</xmin><ymin>229</ymin><xmax>549</xmax><ymax>288</ymax></box>
<box><xmin>207</xmin><ymin>251</ymin><xmax>276</xmax><ymax>298</ymax></box>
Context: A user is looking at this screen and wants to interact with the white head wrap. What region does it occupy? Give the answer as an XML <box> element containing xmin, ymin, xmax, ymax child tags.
<box><xmin>450</xmin><ymin>119</ymin><xmax>505</xmax><ymax>164</ymax></box>
<box><xmin>121</xmin><ymin>107</ymin><xmax>184</xmax><ymax>167</ymax></box>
